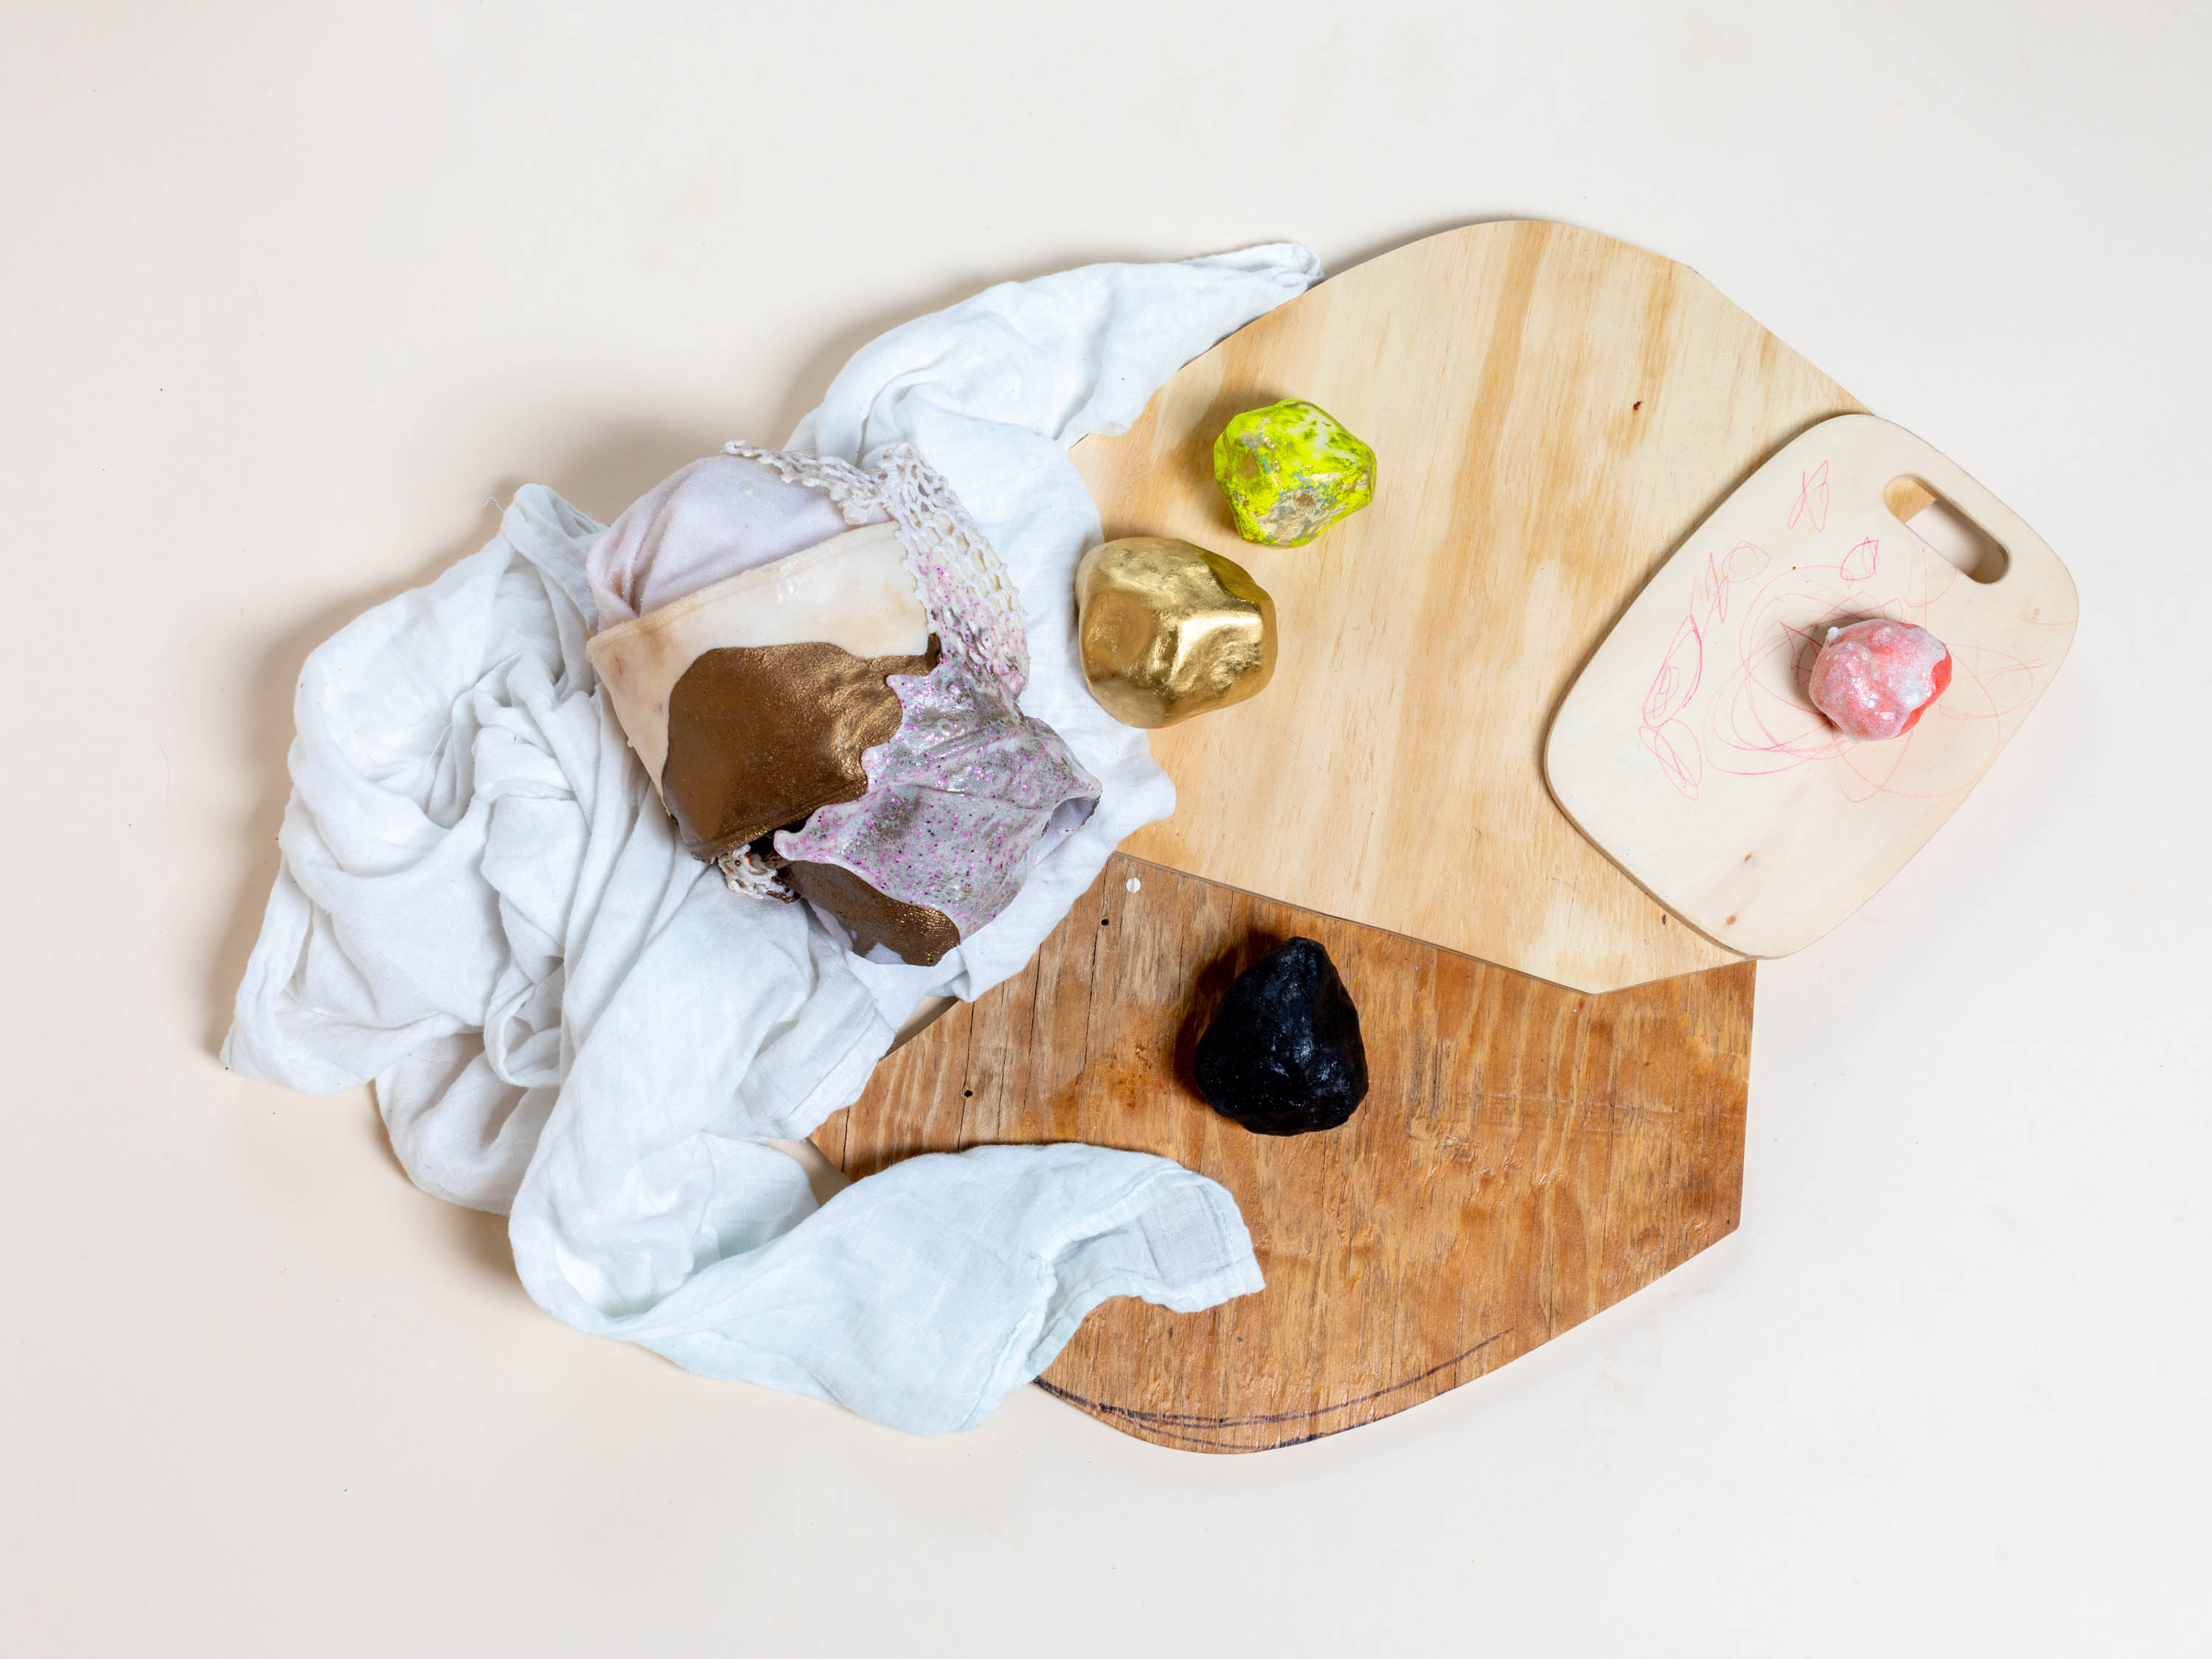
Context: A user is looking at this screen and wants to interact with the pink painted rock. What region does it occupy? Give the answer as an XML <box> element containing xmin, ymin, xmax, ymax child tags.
<box><xmin>1808</xmin><ymin>619</ymin><xmax>1953</xmax><ymax>740</ymax></box>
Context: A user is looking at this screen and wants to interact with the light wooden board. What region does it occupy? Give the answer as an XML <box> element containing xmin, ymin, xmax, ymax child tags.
<box><xmin>814</xmin><ymin>854</ymin><xmax>1754</xmax><ymax>1453</ymax></box>
<box><xmin>1546</xmin><ymin>414</ymin><xmax>2078</xmax><ymax>957</ymax></box>
<box><xmin>1070</xmin><ymin>219</ymin><xmax>1867</xmax><ymax>993</ymax></box>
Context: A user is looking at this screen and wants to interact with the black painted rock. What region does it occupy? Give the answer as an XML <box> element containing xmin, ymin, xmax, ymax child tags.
<box><xmin>1193</xmin><ymin>937</ymin><xmax>1369</xmax><ymax>1135</ymax></box>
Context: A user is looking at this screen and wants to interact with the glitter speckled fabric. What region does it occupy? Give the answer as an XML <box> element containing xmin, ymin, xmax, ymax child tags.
<box><xmin>774</xmin><ymin>654</ymin><xmax>1101</xmax><ymax>942</ymax></box>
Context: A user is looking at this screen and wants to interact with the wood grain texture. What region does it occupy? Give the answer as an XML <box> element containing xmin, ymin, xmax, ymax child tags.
<box><xmin>1069</xmin><ymin>219</ymin><xmax>1866</xmax><ymax>993</ymax></box>
<box><xmin>1547</xmin><ymin>414</ymin><xmax>2079</xmax><ymax>957</ymax></box>
<box><xmin>813</xmin><ymin>853</ymin><xmax>1754</xmax><ymax>1453</ymax></box>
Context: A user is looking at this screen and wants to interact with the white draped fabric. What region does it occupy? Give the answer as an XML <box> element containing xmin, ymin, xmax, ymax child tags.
<box><xmin>223</xmin><ymin>244</ymin><xmax>1321</xmax><ymax>1433</ymax></box>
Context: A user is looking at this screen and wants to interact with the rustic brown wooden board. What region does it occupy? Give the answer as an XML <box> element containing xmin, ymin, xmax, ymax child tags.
<box><xmin>1070</xmin><ymin>218</ymin><xmax>1867</xmax><ymax>994</ymax></box>
<box><xmin>813</xmin><ymin>853</ymin><xmax>1753</xmax><ymax>1453</ymax></box>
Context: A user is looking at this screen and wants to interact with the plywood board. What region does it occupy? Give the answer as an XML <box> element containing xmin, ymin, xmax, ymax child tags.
<box><xmin>1069</xmin><ymin>219</ymin><xmax>1866</xmax><ymax>993</ymax></box>
<box><xmin>1545</xmin><ymin>414</ymin><xmax>2078</xmax><ymax>956</ymax></box>
<box><xmin>813</xmin><ymin>854</ymin><xmax>1754</xmax><ymax>1453</ymax></box>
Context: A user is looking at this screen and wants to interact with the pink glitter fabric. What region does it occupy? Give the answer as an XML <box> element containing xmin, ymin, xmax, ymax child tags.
<box><xmin>1808</xmin><ymin>619</ymin><xmax>1954</xmax><ymax>740</ymax></box>
<box><xmin>585</xmin><ymin>454</ymin><xmax>883</xmax><ymax>627</ymax></box>
<box><xmin>706</xmin><ymin>442</ymin><xmax>1098</xmax><ymax>946</ymax></box>
<box><xmin>773</xmin><ymin>655</ymin><xmax>1099</xmax><ymax>941</ymax></box>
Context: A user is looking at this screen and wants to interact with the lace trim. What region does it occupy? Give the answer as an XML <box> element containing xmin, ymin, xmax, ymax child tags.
<box><xmin>715</xmin><ymin>844</ymin><xmax>793</xmax><ymax>902</ymax></box>
<box><xmin>725</xmin><ymin>442</ymin><xmax>1029</xmax><ymax>697</ymax></box>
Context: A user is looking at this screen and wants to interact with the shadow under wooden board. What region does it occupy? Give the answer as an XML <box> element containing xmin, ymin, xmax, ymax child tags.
<box><xmin>813</xmin><ymin>855</ymin><xmax>1753</xmax><ymax>1454</ymax></box>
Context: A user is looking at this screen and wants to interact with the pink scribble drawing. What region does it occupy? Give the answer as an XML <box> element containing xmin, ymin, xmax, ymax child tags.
<box><xmin>1694</xmin><ymin>540</ymin><xmax>1768</xmax><ymax>624</ymax></box>
<box><xmin>1642</xmin><ymin>615</ymin><xmax>1703</xmax><ymax>726</ymax></box>
<box><xmin>1640</xmin><ymin>720</ymin><xmax>1703</xmax><ymax>798</ymax></box>
<box><xmin>1635</xmin><ymin>455</ymin><xmax>2064</xmax><ymax>807</ymax></box>
<box><xmin>1787</xmin><ymin>462</ymin><xmax>1830</xmax><ymax>533</ymax></box>
<box><xmin>1642</xmin><ymin>543</ymin><xmax>1767</xmax><ymax>798</ymax></box>
<box><xmin>1638</xmin><ymin>614</ymin><xmax>1705</xmax><ymax>796</ymax></box>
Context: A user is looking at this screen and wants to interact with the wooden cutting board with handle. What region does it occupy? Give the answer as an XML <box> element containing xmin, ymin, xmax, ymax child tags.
<box><xmin>1547</xmin><ymin>413</ymin><xmax>2077</xmax><ymax>957</ymax></box>
<box><xmin>814</xmin><ymin>852</ymin><xmax>1753</xmax><ymax>1451</ymax></box>
<box><xmin>815</xmin><ymin>220</ymin><xmax>1893</xmax><ymax>1450</ymax></box>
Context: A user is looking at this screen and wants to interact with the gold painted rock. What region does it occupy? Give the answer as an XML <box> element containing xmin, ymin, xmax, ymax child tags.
<box><xmin>1076</xmin><ymin>537</ymin><xmax>1276</xmax><ymax>728</ymax></box>
<box><xmin>1212</xmin><ymin>398</ymin><xmax>1376</xmax><ymax>546</ymax></box>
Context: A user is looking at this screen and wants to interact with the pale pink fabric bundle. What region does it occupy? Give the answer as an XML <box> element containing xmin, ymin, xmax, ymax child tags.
<box><xmin>587</xmin><ymin>453</ymin><xmax>888</xmax><ymax>627</ymax></box>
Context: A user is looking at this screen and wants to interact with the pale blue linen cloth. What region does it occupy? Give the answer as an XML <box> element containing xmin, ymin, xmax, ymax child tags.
<box><xmin>223</xmin><ymin>244</ymin><xmax>1321</xmax><ymax>1433</ymax></box>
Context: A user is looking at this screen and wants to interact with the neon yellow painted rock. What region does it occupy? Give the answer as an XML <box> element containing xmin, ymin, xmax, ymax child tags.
<box><xmin>1211</xmin><ymin>399</ymin><xmax>1377</xmax><ymax>547</ymax></box>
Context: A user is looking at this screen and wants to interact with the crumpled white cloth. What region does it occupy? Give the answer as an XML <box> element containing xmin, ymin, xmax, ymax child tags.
<box><xmin>224</xmin><ymin>243</ymin><xmax>1323</xmax><ymax>1433</ymax></box>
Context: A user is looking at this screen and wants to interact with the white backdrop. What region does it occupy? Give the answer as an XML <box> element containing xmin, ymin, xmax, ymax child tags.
<box><xmin>2</xmin><ymin>2</ymin><xmax>2205</xmax><ymax>1652</ymax></box>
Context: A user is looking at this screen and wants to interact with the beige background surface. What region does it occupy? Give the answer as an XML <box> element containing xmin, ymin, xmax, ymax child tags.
<box><xmin>3</xmin><ymin>2</ymin><xmax>2207</xmax><ymax>1653</ymax></box>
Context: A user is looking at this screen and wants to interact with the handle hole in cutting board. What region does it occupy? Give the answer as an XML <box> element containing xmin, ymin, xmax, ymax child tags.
<box><xmin>1883</xmin><ymin>476</ymin><xmax>2009</xmax><ymax>583</ymax></box>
